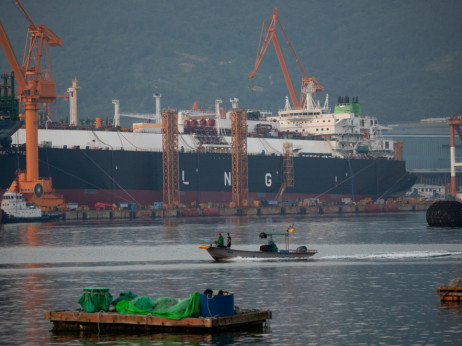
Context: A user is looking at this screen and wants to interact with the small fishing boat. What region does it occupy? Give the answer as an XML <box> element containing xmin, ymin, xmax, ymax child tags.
<box><xmin>199</xmin><ymin>226</ymin><xmax>317</xmax><ymax>261</ymax></box>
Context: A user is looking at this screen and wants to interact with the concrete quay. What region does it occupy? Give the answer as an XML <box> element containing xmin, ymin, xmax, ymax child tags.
<box><xmin>61</xmin><ymin>202</ymin><xmax>431</xmax><ymax>221</ymax></box>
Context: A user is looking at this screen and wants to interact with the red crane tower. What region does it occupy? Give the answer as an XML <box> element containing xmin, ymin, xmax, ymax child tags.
<box><xmin>249</xmin><ymin>8</ymin><xmax>324</xmax><ymax>109</ymax></box>
<box><xmin>0</xmin><ymin>0</ymin><xmax>65</xmax><ymax>210</ymax></box>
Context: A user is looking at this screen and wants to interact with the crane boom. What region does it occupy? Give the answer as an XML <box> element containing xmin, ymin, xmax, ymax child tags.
<box><xmin>249</xmin><ymin>8</ymin><xmax>300</xmax><ymax>109</ymax></box>
<box><xmin>249</xmin><ymin>8</ymin><xmax>323</xmax><ymax>109</ymax></box>
<box><xmin>14</xmin><ymin>0</ymin><xmax>35</xmax><ymax>28</ymax></box>
<box><xmin>0</xmin><ymin>21</ymin><xmax>27</xmax><ymax>92</ymax></box>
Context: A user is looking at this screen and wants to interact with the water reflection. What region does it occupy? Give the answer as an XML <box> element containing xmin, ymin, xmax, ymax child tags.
<box><xmin>47</xmin><ymin>330</ymin><xmax>274</xmax><ymax>345</ymax></box>
<box><xmin>0</xmin><ymin>213</ymin><xmax>461</xmax><ymax>345</ymax></box>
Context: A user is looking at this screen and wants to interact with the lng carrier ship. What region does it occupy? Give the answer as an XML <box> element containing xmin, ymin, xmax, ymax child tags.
<box><xmin>0</xmin><ymin>93</ymin><xmax>416</xmax><ymax>207</ymax></box>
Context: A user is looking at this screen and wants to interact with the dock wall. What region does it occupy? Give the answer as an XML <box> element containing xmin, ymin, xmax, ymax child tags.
<box><xmin>62</xmin><ymin>203</ymin><xmax>430</xmax><ymax>220</ymax></box>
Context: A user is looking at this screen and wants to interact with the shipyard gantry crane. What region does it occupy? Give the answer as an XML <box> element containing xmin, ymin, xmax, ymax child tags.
<box><xmin>162</xmin><ymin>109</ymin><xmax>180</xmax><ymax>209</ymax></box>
<box><xmin>0</xmin><ymin>0</ymin><xmax>65</xmax><ymax>210</ymax></box>
<box><xmin>249</xmin><ymin>8</ymin><xmax>324</xmax><ymax>109</ymax></box>
<box><xmin>276</xmin><ymin>142</ymin><xmax>294</xmax><ymax>200</ymax></box>
<box><xmin>231</xmin><ymin>108</ymin><xmax>248</xmax><ymax>208</ymax></box>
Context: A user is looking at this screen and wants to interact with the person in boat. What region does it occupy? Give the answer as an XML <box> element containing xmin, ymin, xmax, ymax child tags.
<box><xmin>215</xmin><ymin>233</ymin><xmax>225</xmax><ymax>247</ymax></box>
<box><xmin>226</xmin><ymin>233</ymin><xmax>231</xmax><ymax>248</ymax></box>
<box><xmin>268</xmin><ymin>238</ymin><xmax>278</xmax><ymax>252</ymax></box>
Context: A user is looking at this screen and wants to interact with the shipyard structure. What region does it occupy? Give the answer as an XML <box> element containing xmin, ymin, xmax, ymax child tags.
<box><xmin>0</xmin><ymin>6</ymin><xmax>416</xmax><ymax>210</ymax></box>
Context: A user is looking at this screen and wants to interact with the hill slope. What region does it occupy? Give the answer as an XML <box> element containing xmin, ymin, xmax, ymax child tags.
<box><xmin>1</xmin><ymin>0</ymin><xmax>461</xmax><ymax>124</ymax></box>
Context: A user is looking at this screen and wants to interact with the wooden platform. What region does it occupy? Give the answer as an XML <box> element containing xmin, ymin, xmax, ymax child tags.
<box><xmin>44</xmin><ymin>309</ymin><xmax>271</xmax><ymax>334</ymax></box>
<box><xmin>437</xmin><ymin>286</ymin><xmax>462</xmax><ymax>303</ymax></box>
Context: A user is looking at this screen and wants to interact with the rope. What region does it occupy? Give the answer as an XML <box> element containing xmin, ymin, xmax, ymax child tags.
<box><xmin>116</xmin><ymin>131</ymin><xmax>145</xmax><ymax>151</ymax></box>
<box><xmin>179</xmin><ymin>133</ymin><xmax>198</xmax><ymax>151</ymax></box>
<box><xmin>79</xmin><ymin>149</ymin><xmax>141</xmax><ymax>204</ymax></box>
<box><xmin>72</xmin><ymin>310</ymin><xmax>82</xmax><ymax>319</ymax></box>
<box><xmin>206</xmin><ymin>294</ymin><xmax>219</xmax><ymax>318</ymax></box>
<box><xmin>315</xmin><ymin>159</ymin><xmax>377</xmax><ymax>199</ymax></box>
<box><xmin>97</xmin><ymin>310</ymin><xmax>103</xmax><ymax>335</ymax></box>
<box><xmin>257</xmin><ymin>137</ymin><xmax>278</xmax><ymax>154</ymax></box>
<box><xmin>37</xmin><ymin>156</ymin><xmax>102</xmax><ymax>190</ymax></box>
<box><xmin>375</xmin><ymin>171</ymin><xmax>411</xmax><ymax>201</ymax></box>
<box><xmin>91</xmin><ymin>130</ymin><xmax>114</xmax><ymax>149</ymax></box>
<box><xmin>145</xmin><ymin>313</ymin><xmax>152</xmax><ymax>332</ymax></box>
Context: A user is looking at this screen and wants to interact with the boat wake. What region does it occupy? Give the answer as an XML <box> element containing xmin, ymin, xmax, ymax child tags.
<box><xmin>320</xmin><ymin>250</ymin><xmax>462</xmax><ymax>261</ymax></box>
<box><xmin>228</xmin><ymin>257</ymin><xmax>312</xmax><ymax>262</ymax></box>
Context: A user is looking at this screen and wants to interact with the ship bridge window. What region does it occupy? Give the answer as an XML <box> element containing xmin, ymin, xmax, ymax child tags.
<box><xmin>361</xmin><ymin>120</ymin><xmax>365</xmax><ymax>127</ymax></box>
<box><xmin>370</xmin><ymin>120</ymin><xmax>374</xmax><ymax>126</ymax></box>
<box><xmin>385</xmin><ymin>141</ymin><xmax>389</xmax><ymax>149</ymax></box>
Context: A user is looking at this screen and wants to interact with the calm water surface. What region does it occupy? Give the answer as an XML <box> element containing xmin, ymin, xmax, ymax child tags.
<box><xmin>0</xmin><ymin>212</ymin><xmax>461</xmax><ymax>345</ymax></box>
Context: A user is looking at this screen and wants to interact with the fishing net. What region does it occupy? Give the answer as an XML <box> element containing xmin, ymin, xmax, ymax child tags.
<box><xmin>115</xmin><ymin>292</ymin><xmax>200</xmax><ymax>320</ymax></box>
<box><xmin>111</xmin><ymin>291</ymin><xmax>138</xmax><ymax>306</ymax></box>
<box><xmin>78</xmin><ymin>288</ymin><xmax>113</xmax><ymax>313</ymax></box>
<box><xmin>131</xmin><ymin>296</ymin><xmax>156</xmax><ymax>310</ymax></box>
<box><xmin>449</xmin><ymin>278</ymin><xmax>462</xmax><ymax>287</ymax></box>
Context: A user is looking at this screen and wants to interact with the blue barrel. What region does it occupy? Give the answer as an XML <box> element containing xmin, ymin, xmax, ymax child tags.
<box><xmin>199</xmin><ymin>293</ymin><xmax>234</xmax><ymax>317</ymax></box>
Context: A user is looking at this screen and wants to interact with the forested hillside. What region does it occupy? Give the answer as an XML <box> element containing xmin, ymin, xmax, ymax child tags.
<box><xmin>1</xmin><ymin>0</ymin><xmax>461</xmax><ymax>124</ymax></box>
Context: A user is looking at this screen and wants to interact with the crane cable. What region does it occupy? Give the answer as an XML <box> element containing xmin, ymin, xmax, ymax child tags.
<box><xmin>79</xmin><ymin>149</ymin><xmax>141</xmax><ymax>204</ymax></box>
<box><xmin>314</xmin><ymin>159</ymin><xmax>378</xmax><ymax>199</ymax></box>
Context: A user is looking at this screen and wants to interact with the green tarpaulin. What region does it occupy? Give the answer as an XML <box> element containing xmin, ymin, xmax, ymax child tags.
<box><xmin>115</xmin><ymin>292</ymin><xmax>201</xmax><ymax>320</ymax></box>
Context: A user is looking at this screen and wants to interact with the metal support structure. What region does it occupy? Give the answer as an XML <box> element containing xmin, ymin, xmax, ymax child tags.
<box><xmin>67</xmin><ymin>77</ymin><xmax>79</xmax><ymax>126</ymax></box>
<box><xmin>154</xmin><ymin>93</ymin><xmax>162</xmax><ymax>124</ymax></box>
<box><xmin>231</xmin><ymin>108</ymin><xmax>248</xmax><ymax>208</ymax></box>
<box><xmin>283</xmin><ymin>142</ymin><xmax>294</xmax><ymax>188</ymax></box>
<box><xmin>276</xmin><ymin>142</ymin><xmax>294</xmax><ymax>199</ymax></box>
<box><xmin>162</xmin><ymin>109</ymin><xmax>180</xmax><ymax>208</ymax></box>
<box><xmin>112</xmin><ymin>99</ymin><xmax>156</xmax><ymax>128</ymax></box>
<box><xmin>448</xmin><ymin>115</ymin><xmax>462</xmax><ymax>198</ymax></box>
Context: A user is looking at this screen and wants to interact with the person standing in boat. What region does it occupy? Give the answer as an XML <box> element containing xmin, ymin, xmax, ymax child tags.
<box><xmin>226</xmin><ymin>233</ymin><xmax>231</xmax><ymax>248</ymax></box>
<box><xmin>215</xmin><ymin>233</ymin><xmax>225</xmax><ymax>247</ymax></box>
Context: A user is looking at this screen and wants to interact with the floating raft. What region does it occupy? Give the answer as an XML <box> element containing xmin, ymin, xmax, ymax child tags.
<box><xmin>437</xmin><ymin>286</ymin><xmax>462</xmax><ymax>303</ymax></box>
<box><xmin>44</xmin><ymin>309</ymin><xmax>271</xmax><ymax>334</ymax></box>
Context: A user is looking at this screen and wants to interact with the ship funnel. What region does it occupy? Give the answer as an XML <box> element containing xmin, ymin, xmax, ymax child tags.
<box><xmin>154</xmin><ymin>93</ymin><xmax>162</xmax><ymax>123</ymax></box>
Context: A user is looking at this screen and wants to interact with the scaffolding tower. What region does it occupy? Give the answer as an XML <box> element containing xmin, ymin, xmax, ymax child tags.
<box><xmin>231</xmin><ymin>108</ymin><xmax>248</xmax><ymax>208</ymax></box>
<box><xmin>276</xmin><ymin>142</ymin><xmax>294</xmax><ymax>199</ymax></box>
<box><xmin>162</xmin><ymin>109</ymin><xmax>180</xmax><ymax>208</ymax></box>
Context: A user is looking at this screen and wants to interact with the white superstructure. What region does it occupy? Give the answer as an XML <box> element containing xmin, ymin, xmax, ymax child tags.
<box><xmin>1</xmin><ymin>191</ymin><xmax>42</xmax><ymax>219</ymax></box>
<box><xmin>269</xmin><ymin>94</ymin><xmax>394</xmax><ymax>158</ymax></box>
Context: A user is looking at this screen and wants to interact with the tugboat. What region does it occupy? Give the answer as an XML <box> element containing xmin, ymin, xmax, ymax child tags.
<box><xmin>0</xmin><ymin>191</ymin><xmax>61</xmax><ymax>223</ymax></box>
<box><xmin>1</xmin><ymin>191</ymin><xmax>43</xmax><ymax>223</ymax></box>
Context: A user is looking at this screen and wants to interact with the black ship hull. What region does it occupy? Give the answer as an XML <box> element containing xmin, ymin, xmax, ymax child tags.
<box><xmin>0</xmin><ymin>147</ymin><xmax>416</xmax><ymax>207</ymax></box>
<box><xmin>0</xmin><ymin>119</ymin><xmax>23</xmax><ymax>148</ymax></box>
